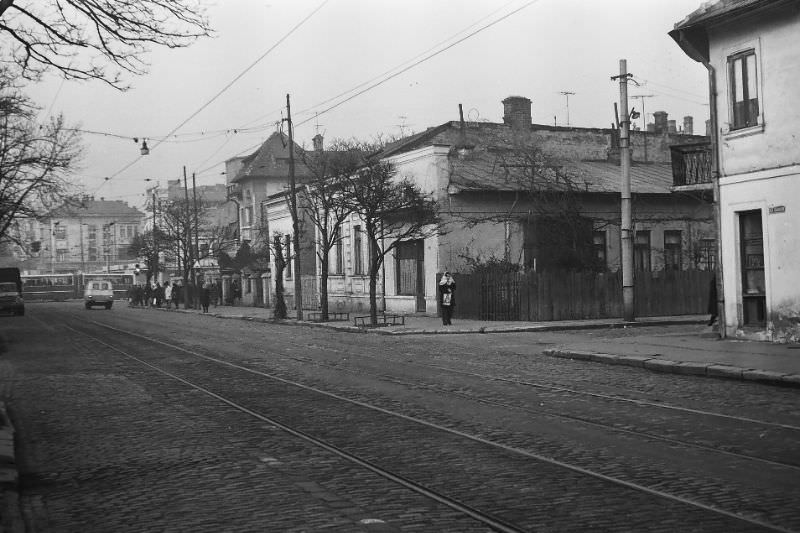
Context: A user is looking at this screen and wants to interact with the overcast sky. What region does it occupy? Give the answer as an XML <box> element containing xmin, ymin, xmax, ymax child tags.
<box><xmin>25</xmin><ymin>0</ymin><xmax>709</xmax><ymax>211</ymax></box>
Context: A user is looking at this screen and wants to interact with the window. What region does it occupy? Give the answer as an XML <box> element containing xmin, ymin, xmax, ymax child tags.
<box><xmin>284</xmin><ymin>235</ymin><xmax>292</xmax><ymax>279</ymax></box>
<box><xmin>243</xmin><ymin>206</ymin><xmax>253</xmax><ymax>225</ymax></box>
<box><xmin>56</xmin><ymin>249</ymin><xmax>68</xmax><ymax>262</ymax></box>
<box><xmin>634</xmin><ymin>230</ymin><xmax>651</xmax><ymax>272</ymax></box>
<box><xmin>54</xmin><ymin>224</ymin><xmax>66</xmax><ymax>239</ymax></box>
<box><xmin>88</xmin><ymin>247</ymin><xmax>98</xmax><ymax>262</ymax></box>
<box><xmin>592</xmin><ymin>231</ymin><xmax>607</xmax><ymax>270</ymax></box>
<box><xmin>729</xmin><ymin>50</ymin><xmax>759</xmax><ymax>130</ymax></box>
<box><xmin>353</xmin><ymin>225</ymin><xmax>364</xmax><ymax>275</ymax></box>
<box><xmin>664</xmin><ymin>230</ymin><xmax>682</xmax><ymax>271</ymax></box>
<box><xmin>331</xmin><ymin>228</ymin><xmax>343</xmax><ymax>274</ymax></box>
<box><xmin>697</xmin><ymin>238</ymin><xmax>716</xmax><ymax>271</ymax></box>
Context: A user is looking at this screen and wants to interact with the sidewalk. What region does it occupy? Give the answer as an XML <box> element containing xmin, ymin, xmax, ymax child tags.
<box><xmin>160</xmin><ymin>304</ymin><xmax>800</xmax><ymax>388</ymax></box>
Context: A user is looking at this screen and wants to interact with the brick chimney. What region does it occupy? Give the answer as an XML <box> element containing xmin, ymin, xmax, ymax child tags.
<box><xmin>668</xmin><ymin>120</ymin><xmax>677</xmax><ymax>134</ymax></box>
<box><xmin>312</xmin><ymin>134</ymin><xmax>323</xmax><ymax>152</ymax></box>
<box><xmin>683</xmin><ymin>116</ymin><xmax>693</xmax><ymax>135</ymax></box>
<box><xmin>653</xmin><ymin>111</ymin><xmax>668</xmax><ymax>134</ymax></box>
<box><xmin>502</xmin><ymin>96</ymin><xmax>532</xmax><ymax>131</ymax></box>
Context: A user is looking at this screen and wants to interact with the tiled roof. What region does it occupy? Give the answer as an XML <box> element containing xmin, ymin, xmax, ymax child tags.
<box><xmin>448</xmin><ymin>151</ymin><xmax>673</xmax><ymax>195</ymax></box>
<box><xmin>672</xmin><ymin>0</ymin><xmax>780</xmax><ymax>31</ymax></box>
<box><xmin>50</xmin><ymin>199</ymin><xmax>144</xmax><ymax>218</ymax></box>
<box><xmin>231</xmin><ymin>131</ymin><xmax>312</xmax><ymax>184</ymax></box>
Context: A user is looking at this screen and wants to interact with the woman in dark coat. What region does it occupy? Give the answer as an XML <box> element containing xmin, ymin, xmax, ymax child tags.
<box><xmin>200</xmin><ymin>281</ymin><xmax>211</xmax><ymax>313</ymax></box>
<box><xmin>438</xmin><ymin>272</ymin><xmax>456</xmax><ymax>326</ymax></box>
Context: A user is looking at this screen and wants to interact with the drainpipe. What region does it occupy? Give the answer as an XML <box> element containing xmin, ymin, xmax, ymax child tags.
<box><xmin>703</xmin><ymin>62</ymin><xmax>726</xmax><ymax>338</ymax></box>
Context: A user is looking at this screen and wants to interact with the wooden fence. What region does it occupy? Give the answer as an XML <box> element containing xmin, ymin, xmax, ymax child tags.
<box><xmin>453</xmin><ymin>269</ymin><xmax>713</xmax><ymax>321</ymax></box>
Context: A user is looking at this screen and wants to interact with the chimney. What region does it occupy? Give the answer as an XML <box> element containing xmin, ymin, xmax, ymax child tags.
<box><xmin>683</xmin><ymin>116</ymin><xmax>694</xmax><ymax>135</ymax></box>
<box><xmin>653</xmin><ymin>111</ymin><xmax>668</xmax><ymax>134</ymax></box>
<box><xmin>502</xmin><ymin>96</ymin><xmax>532</xmax><ymax>131</ymax></box>
<box><xmin>312</xmin><ymin>134</ymin><xmax>323</xmax><ymax>152</ymax></box>
<box><xmin>705</xmin><ymin>119</ymin><xmax>712</xmax><ymax>136</ymax></box>
<box><xmin>667</xmin><ymin>120</ymin><xmax>677</xmax><ymax>134</ymax></box>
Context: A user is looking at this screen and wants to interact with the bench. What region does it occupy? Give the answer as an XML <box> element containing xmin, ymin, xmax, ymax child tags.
<box><xmin>306</xmin><ymin>311</ymin><xmax>350</xmax><ymax>322</ymax></box>
<box><xmin>353</xmin><ymin>314</ymin><xmax>406</xmax><ymax>328</ymax></box>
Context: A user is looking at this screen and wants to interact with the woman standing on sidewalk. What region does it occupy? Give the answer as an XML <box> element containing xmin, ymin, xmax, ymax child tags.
<box><xmin>439</xmin><ymin>272</ymin><xmax>456</xmax><ymax>326</ymax></box>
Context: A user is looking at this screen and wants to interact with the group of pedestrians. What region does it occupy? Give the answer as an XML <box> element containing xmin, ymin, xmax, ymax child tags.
<box><xmin>127</xmin><ymin>279</ymin><xmax>221</xmax><ymax>313</ymax></box>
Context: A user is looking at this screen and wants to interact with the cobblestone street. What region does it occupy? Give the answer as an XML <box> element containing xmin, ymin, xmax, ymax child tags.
<box><xmin>2</xmin><ymin>302</ymin><xmax>800</xmax><ymax>532</ymax></box>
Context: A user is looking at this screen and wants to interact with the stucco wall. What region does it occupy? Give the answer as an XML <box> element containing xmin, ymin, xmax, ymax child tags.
<box><xmin>719</xmin><ymin>166</ymin><xmax>800</xmax><ymax>342</ymax></box>
<box><xmin>709</xmin><ymin>4</ymin><xmax>800</xmax><ymax>176</ymax></box>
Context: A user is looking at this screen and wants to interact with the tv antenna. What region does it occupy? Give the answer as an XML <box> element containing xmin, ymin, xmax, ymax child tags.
<box><xmin>559</xmin><ymin>91</ymin><xmax>576</xmax><ymax>125</ymax></box>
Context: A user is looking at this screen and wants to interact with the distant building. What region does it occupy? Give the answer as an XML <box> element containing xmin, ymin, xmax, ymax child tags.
<box><xmin>670</xmin><ymin>0</ymin><xmax>800</xmax><ymax>342</ymax></box>
<box><xmin>24</xmin><ymin>197</ymin><xmax>145</xmax><ymax>274</ymax></box>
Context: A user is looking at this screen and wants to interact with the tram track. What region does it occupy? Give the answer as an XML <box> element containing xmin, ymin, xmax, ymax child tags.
<box><xmin>59</xmin><ymin>315</ymin><xmax>798</xmax><ymax>532</ymax></box>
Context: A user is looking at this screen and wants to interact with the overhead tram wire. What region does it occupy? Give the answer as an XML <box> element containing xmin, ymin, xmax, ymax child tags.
<box><xmin>293</xmin><ymin>0</ymin><xmax>541</xmax><ymax>129</ymax></box>
<box><xmin>195</xmin><ymin>0</ymin><xmax>541</xmax><ymax>176</ymax></box>
<box><xmin>93</xmin><ymin>0</ymin><xmax>330</xmax><ymax>194</ymax></box>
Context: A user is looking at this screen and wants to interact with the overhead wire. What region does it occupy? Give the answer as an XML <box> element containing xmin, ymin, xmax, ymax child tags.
<box><xmin>93</xmin><ymin>0</ymin><xmax>330</xmax><ymax>194</ymax></box>
<box><xmin>194</xmin><ymin>0</ymin><xmax>540</xmax><ymax>176</ymax></box>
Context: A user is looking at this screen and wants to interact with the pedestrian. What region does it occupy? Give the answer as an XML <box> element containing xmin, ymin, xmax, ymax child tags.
<box><xmin>707</xmin><ymin>273</ymin><xmax>718</xmax><ymax>326</ymax></box>
<box><xmin>172</xmin><ymin>282</ymin><xmax>181</xmax><ymax>309</ymax></box>
<box><xmin>438</xmin><ymin>271</ymin><xmax>456</xmax><ymax>326</ymax></box>
<box><xmin>200</xmin><ymin>281</ymin><xmax>211</xmax><ymax>313</ymax></box>
<box><xmin>143</xmin><ymin>283</ymin><xmax>153</xmax><ymax>308</ymax></box>
<box><xmin>164</xmin><ymin>282</ymin><xmax>173</xmax><ymax>309</ymax></box>
<box><xmin>154</xmin><ymin>282</ymin><xmax>164</xmax><ymax>308</ymax></box>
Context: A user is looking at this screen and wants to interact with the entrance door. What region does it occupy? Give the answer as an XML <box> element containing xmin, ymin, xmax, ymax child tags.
<box><xmin>396</xmin><ymin>240</ymin><xmax>426</xmax><ymax>312</ymax></box>
<box><xmin>739</xmin><ymin>210</ymin><xmax>766</xmax><ymax>326</ymax></box>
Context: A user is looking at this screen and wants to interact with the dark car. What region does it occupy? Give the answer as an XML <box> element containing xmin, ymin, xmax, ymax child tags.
<box><xmin>0</xmin><ymin>267</ymin><xmax>24</xmax><ymax>316</ymax></box>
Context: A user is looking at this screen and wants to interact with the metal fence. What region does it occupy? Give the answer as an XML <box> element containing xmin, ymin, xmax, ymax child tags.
<box><xmin>453</xmin><ymin>269</ymin><xmax>713</xmax><ymax>321</ymax></box>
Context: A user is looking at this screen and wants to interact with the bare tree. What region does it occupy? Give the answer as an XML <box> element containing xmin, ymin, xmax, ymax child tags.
<box><xmin>127</xmin><ymin>228</ymin><xmax>165</xmax><ymax>285</ymax></box>
<box><xmin>0</xmin><ymin>70</ymin><xmax>82</xmax><ymax>248</ymax></box>
<box><xmin>296</xmin><ymin>139</ymin><xmax>365</xmax><ymax>321</ymax></box>
<box><xmin>343</xmin><ymin>159</ymin><xmax>440</xmax><ymax>326</ymax></box>
<box><xmin>448</xmin><ymin>132</ymin><xmax>604</xmax><ymax>271</ymax></box>
<box><xmin>0</xmin><ymin>0</ymin><xmax>212</xmax><ymax>89</ymax></box>
<box><xmin>270</xmin><ymin>233</ymin><xmax>288</xmax><ymax>319</ymax></box>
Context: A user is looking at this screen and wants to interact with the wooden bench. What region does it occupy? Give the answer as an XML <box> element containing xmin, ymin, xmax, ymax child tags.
<box><xmin>306</xmin><ymin>311</ymin><xmax>350</xmax><ymax>322</ymax></box>
<box><xmin>353</xmin><ymin>314</ymin><xmax>406</xmax><ymax>328</ymax></box>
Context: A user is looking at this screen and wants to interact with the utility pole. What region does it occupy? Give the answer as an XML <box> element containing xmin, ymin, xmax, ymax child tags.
<box><xmin>612</xmin><ymin>59</ymin><xmax>635</xmax><ymax>322</ymax></box>
<box><xmin>631</xmin><ymin>94</ymin><xmax>654</xmax><ymax>162</ymax></box>
<box><xmin>560</xmin><ymin>91</ymin><xmax>576</xmax><ymax>126</ymax></box>
<box><xmin>192</xmin><ymin>172</ymin><xmax>199</xmax><ymax>268</ymax></box>
<box><xmin>183</xmin><ymin>167</ymin><xmax>193</xmax><ymax>294</ymax></box>
<box><xmin>285</xmin><ymin>94</ymin><xmax>303</xmax><ymax>320</ymax></box>
<box><xmin>152</xmin><ymin>188</ymin><xmax>159</xmax><ymax>283</ymax></box>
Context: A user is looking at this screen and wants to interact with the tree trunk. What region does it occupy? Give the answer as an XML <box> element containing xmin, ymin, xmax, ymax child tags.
<box><xmin>320</xmin><ymin>256</ymin><xmax>329</xmax><ymax>321</ymax></box>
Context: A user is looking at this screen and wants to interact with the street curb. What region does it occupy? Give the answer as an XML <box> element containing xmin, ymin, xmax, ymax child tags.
<box><xmin>543</xmin><ymin>349</ymin><xmax>800</xmax><ymax>388</ymax></box>
<box><xmin>148</xmin><ymin>305</ymin><xmax>706</xmax><ymax>335</ymax></box>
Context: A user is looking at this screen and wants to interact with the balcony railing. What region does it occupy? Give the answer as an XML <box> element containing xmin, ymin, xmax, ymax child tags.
<box><xmin>226</xmin><ymin>183</ymin><xmax>242</xmax><ymax>201</ymax></box>
<box><xmin>670</xmin><ymin>142</ymin><xmax>712</xmax><ymax>187</ymax></box>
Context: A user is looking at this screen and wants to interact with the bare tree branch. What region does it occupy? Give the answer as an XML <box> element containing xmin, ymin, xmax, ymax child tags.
<box><xmin>0</xmin><ymin>0</ymin><xmax>212</xmax><ymax>89</ymax></box>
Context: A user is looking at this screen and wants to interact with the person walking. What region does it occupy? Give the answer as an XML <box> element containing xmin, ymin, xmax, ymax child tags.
<box><xmin>438</xmin><ymin>271</ymin><xmax>456</xmax><ymax>326</ymax></box>
<box><xmin>172</xmin><ymin>282</ymin><xmax>181</xmax><ymax>309</ymax></box>
<box><xmin>154</xmin><ymin>282</ymin><xmax>164</xmax><ymax>308</ymax></box>
<box><xmin>200</xmin><ymin>281</ymin><xmax>211</xmax><ymax>313</ymax></box>
<box><xmin>164</xmin><ymin>282</ymin><xmax>173</xmax><ymax>309</ymax></box>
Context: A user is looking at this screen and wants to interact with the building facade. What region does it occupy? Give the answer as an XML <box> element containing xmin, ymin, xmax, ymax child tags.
<box><xmin>671</xmin><ymin>0</ymin><xmax>800</xmax><ymax>342</ymax></box>
<box><xmin>24</xmin><ymin>197</ymin><xmax>145</xmax><ymax>274</ymax></box>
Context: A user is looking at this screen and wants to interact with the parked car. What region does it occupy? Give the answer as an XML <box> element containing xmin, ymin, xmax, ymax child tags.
<box><xmin>0</xmin><ymin>267</ymin><xmax>24</xmax><ymax>316</ymax></box>
<box><xmin>84</xmin><ymin>280</ymin><xmax>114</xmax><ymax>310</ymax></box>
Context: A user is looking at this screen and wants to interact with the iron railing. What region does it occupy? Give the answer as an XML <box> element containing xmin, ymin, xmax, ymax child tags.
<box><xmin>670</xmin><ymin>142</ymin><xmax>712</xmax><ymax>187</ymax></box>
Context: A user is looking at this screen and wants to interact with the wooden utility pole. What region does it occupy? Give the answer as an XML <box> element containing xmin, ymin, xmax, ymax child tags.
<box><xmin>613</xmin><ymin>60</ymin><xmax>635</xmax><ymax>322</ymax></box>
<box><xmin>192</xmin><ymin>172</ymin><xmax>199</xmax><ymax>267</ymax></box>
<box><xmin>183</xmin><ymin>167</ymin><xmax>193</xmax><ymax>306</ymax></box>
<box><xmin>286</xmin><ymin>94</ymin><xmax>303</xmax><ymax>320</ymax></box>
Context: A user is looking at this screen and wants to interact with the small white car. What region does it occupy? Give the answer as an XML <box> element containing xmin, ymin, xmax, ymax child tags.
<box><xmin>84</xmin><ymin>280</ymin><xmax>114</xmax><ymax>310</ymax></box>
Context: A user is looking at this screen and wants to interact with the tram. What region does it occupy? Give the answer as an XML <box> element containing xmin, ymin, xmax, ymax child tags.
<box><xmin>21</xmin><ymin>273</ymin><xmax>135</xmax><ymax>301</ymax></box>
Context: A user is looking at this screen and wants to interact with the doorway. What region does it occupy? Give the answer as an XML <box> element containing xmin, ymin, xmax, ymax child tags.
<box><xmin>396</xmin><ymin>240</ymin><xmax>426</xmax><ymax>313</ymax></box>
<box><xmin>739</xmin><ymin>210</ymin><xmax>766</xmax><ymax>326</ymax></box>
